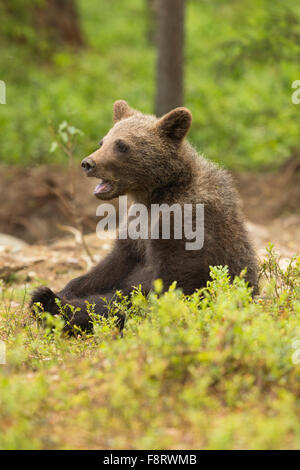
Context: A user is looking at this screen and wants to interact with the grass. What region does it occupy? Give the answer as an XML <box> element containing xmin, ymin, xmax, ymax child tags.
<box><xmin>0</xmin><ymin>248</ymin><xmax>299</xmax><ymax>449</ymax></box>
<box><xmin>1</xmin><ymin>0</ymin><xmax>300</xmax><ymax>169</ymax></box>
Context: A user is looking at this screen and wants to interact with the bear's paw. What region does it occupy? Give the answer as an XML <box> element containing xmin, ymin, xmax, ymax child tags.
<box><xmin>30</xmin><ymin>286</ymin><xmax>60</xmax><ymax>316</ymax></box>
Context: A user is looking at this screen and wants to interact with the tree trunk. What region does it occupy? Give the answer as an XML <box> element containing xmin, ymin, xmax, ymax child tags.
<box><xmin>35</xmin><ymin>0</ymin><xmax>84</xmax><ymax>47</ymax></box>
<box><xmin>1</xmin><ymin>0</ymin><xmax>84</xmax><ymax>48</ymax></box>
<box><xmin>155</xmin><ymin>0</ymin><xmax>185</xmax><ymax>116</ymax></box>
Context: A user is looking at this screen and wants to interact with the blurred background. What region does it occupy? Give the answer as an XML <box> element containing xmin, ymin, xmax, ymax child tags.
<box><xmin>0</xmin><ymin>0</ymin><xmax>299</xmax><ymax>248</ymax></box>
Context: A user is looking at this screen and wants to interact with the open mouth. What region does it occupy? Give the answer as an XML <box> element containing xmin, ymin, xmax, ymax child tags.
<box><xmin>93</xmin><ymin>179</ymin><xmax>113</xmax><ymax>196</ymax></box>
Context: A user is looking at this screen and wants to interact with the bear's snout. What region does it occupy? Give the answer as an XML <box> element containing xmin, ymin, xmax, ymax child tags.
<box><xmin>81</xmin><ymin>157</ymin><xmax>96</xmax><ymax>176</ymax></box>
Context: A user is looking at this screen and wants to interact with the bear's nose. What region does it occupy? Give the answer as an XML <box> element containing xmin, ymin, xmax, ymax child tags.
<box><xmin>81</xmin><ymin>157</ymin><xmax>96</xmax><ymax>174</ymax></box>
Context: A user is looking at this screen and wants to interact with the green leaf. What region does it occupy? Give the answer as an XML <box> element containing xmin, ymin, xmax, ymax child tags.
<box><xmin>49</xmin><ymin>141</ymin><xmax>58</xmax><ymax>153</ymax></box>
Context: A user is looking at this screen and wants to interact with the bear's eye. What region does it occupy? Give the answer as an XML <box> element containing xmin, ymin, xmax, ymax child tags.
<box><xmin>98</xmin><ymin>139</ymin><xmax>103</xmax><ymax>148</ymax></box>
<box><xmin>115</xmin><ymin>139</ymin><xmax>128</xmax><ymax>153</ymax></box>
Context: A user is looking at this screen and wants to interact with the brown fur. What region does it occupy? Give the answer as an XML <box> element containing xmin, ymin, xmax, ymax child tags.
<box><xmin>30</xmin><ymin>100</ymin><xmax>258</xmax><ymax>332</ymax></box>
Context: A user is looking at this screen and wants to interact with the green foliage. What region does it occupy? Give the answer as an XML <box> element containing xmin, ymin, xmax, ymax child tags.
<box><xmin>50</xmin><ymin>120</ymin><xmax>83</xmax><ymax>157</ymax></box>
<box><xmin>1</xmin><ymin>0</ymin><xmax>300</xmax><ymax>168</ymax></box>
<box><xmin>260</xmin><ymin>243</ymin><xmax>300</xmax><ymax>300</ymax></box>
<box><xmin>0</xmin><ymin>254</ymin><xmax>299</xmax><ymax>449</ymax></box>
<box><xmin>0</xmin><ymin>0</ymin><xmax>45</xmax><ymax>49</ymax></box>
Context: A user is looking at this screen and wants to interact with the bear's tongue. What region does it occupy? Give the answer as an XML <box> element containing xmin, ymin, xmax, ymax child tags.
<box><xmin>94</xmin><ymin>180</ymin><xmax>112</xmax><ymax>195</ymax></box>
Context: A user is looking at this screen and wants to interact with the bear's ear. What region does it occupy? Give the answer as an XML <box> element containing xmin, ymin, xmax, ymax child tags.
<box><xmin>113</xmin><ymin>100</ymin><xmax>136</xmax><ymax>123</ymax></box>
<box><xmin>156</xmin><ymin>107</ymin><xmax>192</xmax><ymax>141</ymax></box>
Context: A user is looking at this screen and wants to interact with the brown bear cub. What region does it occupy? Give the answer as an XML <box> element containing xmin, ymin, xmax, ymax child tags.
<box><xmin>30</xmin><ymin>100</ymin><xmax>258</xmax><ymax>332</ymax></box>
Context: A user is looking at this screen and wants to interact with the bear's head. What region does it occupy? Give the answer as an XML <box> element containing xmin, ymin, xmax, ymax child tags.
<box><xmin>81</xmin><ymin>100</ymin><xmax>192</xmax><ymax>200</ymax></box>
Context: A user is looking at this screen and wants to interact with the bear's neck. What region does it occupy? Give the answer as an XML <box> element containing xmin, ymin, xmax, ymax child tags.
<box><xmin>128</xmin><ymin>143</ymin><xmax>196</xmax><ymax>208</ymax></box>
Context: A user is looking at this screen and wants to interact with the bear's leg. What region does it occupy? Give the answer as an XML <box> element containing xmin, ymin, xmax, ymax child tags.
<box><xmin>30</xmin><ymin>287</ymin><xmax>123</xmax><ymax>334</ymax></box>
<box><xmin>30</xmin><ymin>265</ymin><xmax>155</xmax><ymax>335</ymax></box>
<box><xmin>58</xmin><ymin>238</ymin><xmax>140</xmax><ymax>300</ymax></box>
